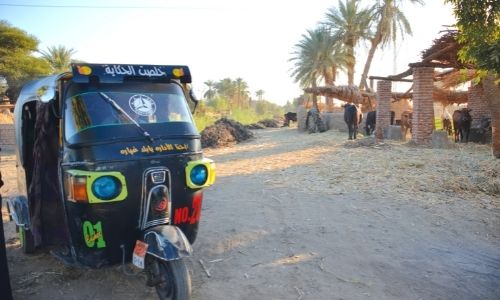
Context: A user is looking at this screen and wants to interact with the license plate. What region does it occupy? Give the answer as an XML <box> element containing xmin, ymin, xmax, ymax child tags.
<box><xmin>132</xmin><ymin>240</ymin><xmax>149</xmax><ymax>269</ymax></box>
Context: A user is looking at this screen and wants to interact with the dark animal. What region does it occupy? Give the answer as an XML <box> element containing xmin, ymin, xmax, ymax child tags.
<box><xmin>365</xmin><ymin>110</ymin><xmax>395</xmax><ymax>135</ymax></box>
<box><xmin>400</xmin><ymin>111</ymin><xmax>413</xmax><ymax>140</ymax></box>
<box><xmin>283</xmin><ymin>112</ymin><xmax>297</xmax><ymax>127</ymax></box>
<box><xmin>452</xmin><ymin>108</ymin><xmax>472</xmax><ymax>143</ymax></box>
<box><xmin>343</xmin><ymin>103</ymin><xmax>363</xmax><ymax>139</ymax></box>
<box><xmin>365</xmin><ymin>111</ymin><xmax>376</xmax><ymax>135</ymax></box>
<box><xmin>442</xmin><ymin>117</ymin><xmax>453</xmax><ymax>136</ymax></box>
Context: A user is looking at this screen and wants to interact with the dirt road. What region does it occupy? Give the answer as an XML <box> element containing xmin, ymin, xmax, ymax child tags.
<box><xmin>2</xmin><ymin>127</ymin><xmax>500</xmax><ymax>299</ymax></box>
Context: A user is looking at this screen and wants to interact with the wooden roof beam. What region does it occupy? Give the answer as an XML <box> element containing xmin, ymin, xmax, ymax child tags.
<box><xmin>369</xmin><ymin>76</ymin><xmax>413</xmax><ymax>82</ymax></box>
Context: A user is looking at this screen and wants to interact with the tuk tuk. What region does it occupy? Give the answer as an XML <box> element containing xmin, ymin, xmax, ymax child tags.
<box><xmin>7</xmin><ymin>63</ymin><xmax>216</xmax><ymax>299</ymax></box>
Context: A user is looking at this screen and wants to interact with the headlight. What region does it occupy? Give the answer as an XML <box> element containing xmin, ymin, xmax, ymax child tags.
<box><xmin>190</xmin><ymin>165</ymin><xmax>208</xmax><ymax>186</ymax></box>
<box><xmin>92</xmin><ymin>176</ymin><xmax>121</xmax><ymax>200</ymax></box>
<box><xmin>185</xmin><ymin>158</ymin><xmax>216</xmax><ymax>189</ymax></box>
<box><xmin>65</xmin><ymin>170</ymin><xmax>128</xmax><ymax>204</ymax></box>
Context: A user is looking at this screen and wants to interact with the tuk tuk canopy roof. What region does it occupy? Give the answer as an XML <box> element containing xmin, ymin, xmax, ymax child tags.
<box><xmin>71</xmin><ymin>64</ymin><xmax>192</xmax><ymax>84</ymax></box>
<box><xmin>14</xmin><ymin>63</ymin><xmax>192</xmax><ymax>167</ymax></box>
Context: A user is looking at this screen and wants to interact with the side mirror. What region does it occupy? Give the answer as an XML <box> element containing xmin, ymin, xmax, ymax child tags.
<box><xmin>189</xmin><ymin>89</ymin><xmax>199</xmax><ymax>113</ymax></box>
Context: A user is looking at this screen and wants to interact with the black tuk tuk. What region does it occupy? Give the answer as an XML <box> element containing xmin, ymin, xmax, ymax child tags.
<box><xmin>7</xmin><ymin>63</ymin><xmax>215</xmax><ymax>299</ymax></box>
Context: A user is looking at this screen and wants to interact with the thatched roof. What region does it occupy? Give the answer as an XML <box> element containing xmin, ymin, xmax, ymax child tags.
<box><xmin>418</xmin><ymin>30</ymin><xmax>474</xmax><ymax>69</ymax></box>
<box><xmin>432</xmin><ymin>87</ymin><xmax>468</xmax><ymax>105</ymax></box>
<box><xmin>437</xmin><ymin>69</ymin><xmax>478</xmax><ymax>89</ymax></box>
<box><xmin>384</xmin><ymin>30</ymin><xmax>474</xmax><ymax>80</ymax></box>
<box><xmin>389</xmin><ymin>87</ymin><xmax>468</xmax><ymax>105</ymax></box>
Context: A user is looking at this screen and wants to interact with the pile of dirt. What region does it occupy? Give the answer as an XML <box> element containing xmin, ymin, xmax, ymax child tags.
<box><xmin>245</xmin><ymin>123</ymin><xmax>266</xmax><ymax>130</ymax></box>
<box><xmin>201</xmin><ymin>118</ymin><xmax>254</xmax><ymax>148</ymax></box>
<box><xmin>245</xmin><ymin>118</ymin><xmax>281</xmax><ymax>130</ymax></box>
<box><xmin>257</xmin><ymin>119</ymin><xmax>280</xmax><ymax>128</ymax></box>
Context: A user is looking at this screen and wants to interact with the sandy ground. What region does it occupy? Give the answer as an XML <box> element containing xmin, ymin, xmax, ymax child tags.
<box><xmin>1</xmin><ymin>127</ymin><xmax>500</xmax><ymax>299</ymax></box>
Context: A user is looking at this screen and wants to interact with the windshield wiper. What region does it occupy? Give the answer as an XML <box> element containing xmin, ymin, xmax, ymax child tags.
<box><xmin>98</xmin><ymin>92</ymin><xmax>154</xmax><ymax>143</ymax></box>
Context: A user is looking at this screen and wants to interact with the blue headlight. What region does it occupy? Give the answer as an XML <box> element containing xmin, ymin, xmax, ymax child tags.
<box><xmin>190</xmin><ymin>165</ymin><xmax>208</xmax><ymax>186</ymax></box>
<box><xmin>92</xmin><ymin>176</ymin><xmax>121</xmax><ymax>200</ymax></box>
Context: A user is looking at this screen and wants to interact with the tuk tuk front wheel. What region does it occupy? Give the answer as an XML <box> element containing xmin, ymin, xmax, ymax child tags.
<box><xmin>146</xmin><ymin>256</ymin><xmax>191</xmax><ymax>300</ymax></box>
<box><xmin>18</xmin><ymin>226</ymin><xmax>35</xmax><ymax>254</ymax></box>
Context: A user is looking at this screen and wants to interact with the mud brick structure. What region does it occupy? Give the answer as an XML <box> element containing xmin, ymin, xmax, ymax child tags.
<box><xmin>411</xmin><ymin>67</ymin><xmax>435</xmax><ymax>145</ymax></box>
<box><xmin>467</xmin><ymin>84</ymin><xmax>491</xmax><ymax>128</ymax></box>
<box><xmin>375</xmin><ymin>80</ymin><xmax>392</xmax><ymax>139</ymax></box>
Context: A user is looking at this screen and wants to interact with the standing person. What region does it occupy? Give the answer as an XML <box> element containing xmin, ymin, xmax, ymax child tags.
<box><xmin>0</xmin><ymin>168</ymin><xmax>13</xmax><ymax>300</ymax></box>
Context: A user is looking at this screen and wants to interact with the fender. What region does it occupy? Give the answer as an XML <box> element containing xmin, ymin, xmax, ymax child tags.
<box><xmin>143</xmin><ymin>225</ymin><xmax>193</xmax><ymax>261</ymax></box>
<box><xmin>6</xmin><ymin>196</ymin><xmax>30</xmax><ymax>229</ymax></box>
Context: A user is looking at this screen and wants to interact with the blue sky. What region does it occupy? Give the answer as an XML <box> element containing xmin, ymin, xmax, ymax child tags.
<box><xmin>0</xmin><ymin>0</ymin><xmax>456</xmax><ymax>105</ymax></box>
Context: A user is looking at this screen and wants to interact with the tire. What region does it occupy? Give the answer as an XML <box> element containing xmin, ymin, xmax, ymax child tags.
<box><xmin>18</xmin><ymin>226</ymin><xmax>35</xmax><ymax>254</ymax></box>
<box><xmin>149</xmin><ymin>258</ymin><xmax>191</xmax><ymax>300</ymax></box>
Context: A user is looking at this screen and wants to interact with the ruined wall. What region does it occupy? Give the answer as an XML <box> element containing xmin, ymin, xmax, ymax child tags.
<box><xmin>467</xmin><ymin>84</ymin><xmax>491</xmax><ymax>128</ymax></box>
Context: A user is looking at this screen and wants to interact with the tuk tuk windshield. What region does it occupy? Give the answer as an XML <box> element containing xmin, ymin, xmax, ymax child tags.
<box><xmin>64</xmin><ymin>82</ymin><xmax>196</xmax><ymax>144</ymax></box>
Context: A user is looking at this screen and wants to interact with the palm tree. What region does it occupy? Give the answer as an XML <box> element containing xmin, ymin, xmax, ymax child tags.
<box><xmin>39</xmin><ymin>45</ymin><xmax>76</xmax><ymax>74</ymax></box>
<box><xmin>203</xmin><ymin>80</ymin><xmax>216</xmax><ymax>100</ymax></box>
<box><xmin>290</xmin><ymin>27</ymin><xmax>348</xmax><ymax>110</ymax></box>
<box><xmin>235</xmin><ymin>77</ymin><xmax>249</xmax><ymax>108</ymax></box>
<box><xmin>215</xmin><ymin>78</ymin><xmax>236</xmax><ymax>108</ymax></box>
<box><xmin>358</xmin><ymin>0</ymin><xmax>423</xmax><ymax>90</ymax></box>
<box><xmin>255</xmin><ymin>89</ymin><xmax>265</xmax><ymax>101</ymax></box>
<box><xmin>321</xmin><ymin>34</ymin><xmax>351</xmax><ymax>111</ymax></box>
<box><xmin>290</xmin><ymin>29</ymin><xmax>323</xmax><ymax>110</ymax></box>
<box><xmin>324</xmin><ymin>0</ymin><xmax>372</xmax><ymax>85</ymax></box>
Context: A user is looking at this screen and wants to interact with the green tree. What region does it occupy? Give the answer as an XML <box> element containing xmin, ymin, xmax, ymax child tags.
<box><xmin>0</xmin><ymin>20</ymin><xmax>51</xmax><ymax>100</ymax></box>
<box><xmin>203</xmin><ymin>80</ymin><xmax>217</xmax><ymax>100</ymax></box>
<box><xmin>39</xmin><ymin>45</ymin><xmax>76</xmax><ymax>74</ymax></box>
<box><xmin>290</xmin><ymin>27</ymin><xmax>348</xmax><ymax>109</ymax></box>
<box><xmin>317</xmin><ymin>30</ymin><xmax>350</xmax><ymax>111</ymax></box>
<box><xmin>255</xmin><ymin>89</ymin><xmax>265</xmax><ymax>101</ymax></box>
<box><xmin>358</xmin><ymin>0</ymin><xmax>423</xmax><ymax>90</ymax></box>
<box><xmin>324</xmin><ymin>0</ymin><xmax>372</xmax><ymax>85</ymax></box>
<box><xmin>235</xmin><ymin>77</ymin><xmax>249</xmax><ymax>108</ymax></box>
<box><xmin>445</xmin><ymin>1</ymin><xmax>500</xmax><ymax>158</ymax></box>
<box><xmin>214</xmin><ymin>78</ymin><xmax>250</xmax><ymax>109</ymax></box>
<box><xmin>215</xmin><ymin>78</ymin><xmax>236</xmax><ymax>107</ymax></box>
<box><xmin>445</xmin><ymin>0</ymin><xmax>500</xmax><ymax>73</ymax></box>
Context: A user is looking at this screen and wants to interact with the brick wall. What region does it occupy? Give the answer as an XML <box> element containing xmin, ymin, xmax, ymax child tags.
<box><xmin>0</xmin><ymin>124</ymin><xmax>15</xmax><ymax>150</ymax></box>
<box><xmin>482</xmin><ymin>76</ymin><xmax>500</xmax><ymax>158</ymax></box>
<box><xmin>412</xmin><ymin>67</ymin><xmax>434</xmax><ymax>145</ymax></box>
<box><xmin>467</xmin><ymin>84</ymin><xmax>491</xmax><ymax>128</ymax></box>
<box><xmin>375</xmin><ymin>80</ymin><xmax>392</xmax><ymax>139</ymax></box>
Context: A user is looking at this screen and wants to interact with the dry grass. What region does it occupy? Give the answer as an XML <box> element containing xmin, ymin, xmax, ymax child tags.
<box><xmin>206</xmin><ymin>128</ymin><xmax>500</xmax><ymax>210</ymax></box>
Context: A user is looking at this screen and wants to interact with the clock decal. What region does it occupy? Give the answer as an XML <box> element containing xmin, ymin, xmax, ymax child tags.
<box><xmin>129</xmin><ymin>94</ymin><xmax>156</xmax><ymax>116</ymax></box>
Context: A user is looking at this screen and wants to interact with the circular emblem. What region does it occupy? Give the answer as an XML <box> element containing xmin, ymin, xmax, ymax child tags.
<box><xmin>129</xmin><ymin>94</ymin><xmax>156</xmax><ymax>116</ymax></box>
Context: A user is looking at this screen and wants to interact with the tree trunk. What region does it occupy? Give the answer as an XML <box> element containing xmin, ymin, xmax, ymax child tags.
<box><xmin>347</xmin><ymin>60</ymin><xmax>355</xmax><ymax>86</ymax></box>
<box><xmin>311</xmin><ymin>81</ymin><xmax>319</xmax><ymax>111</ymax></box>
<box><xmin>346</xmin><ymin>42</ymin><xmax>355</xmax><ymax>85</ymax></box>
<box><xmin>359</xmin><ymin>36</ymin><xmax>381</xmax><ymax>91</ymax></box>
<box><xmin>324</xmin><ymin>67</ymin><xmax>335</xmax><ymax>112</ymax></box>
<box><xmin>483</xmin><ymin>74</ymin><xmax>500</xmax><ymax>158</ymax></box>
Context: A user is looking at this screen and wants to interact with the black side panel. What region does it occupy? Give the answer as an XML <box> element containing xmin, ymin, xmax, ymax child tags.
<box><xmin>28</xmin><ymin>102</ymin><xmax>68</xmax><ymax>247</ymax></box>
<box><xmin>21</xmin><ymin>102</ymin><xmax>37</xmax><ymax>188</ymax></box>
